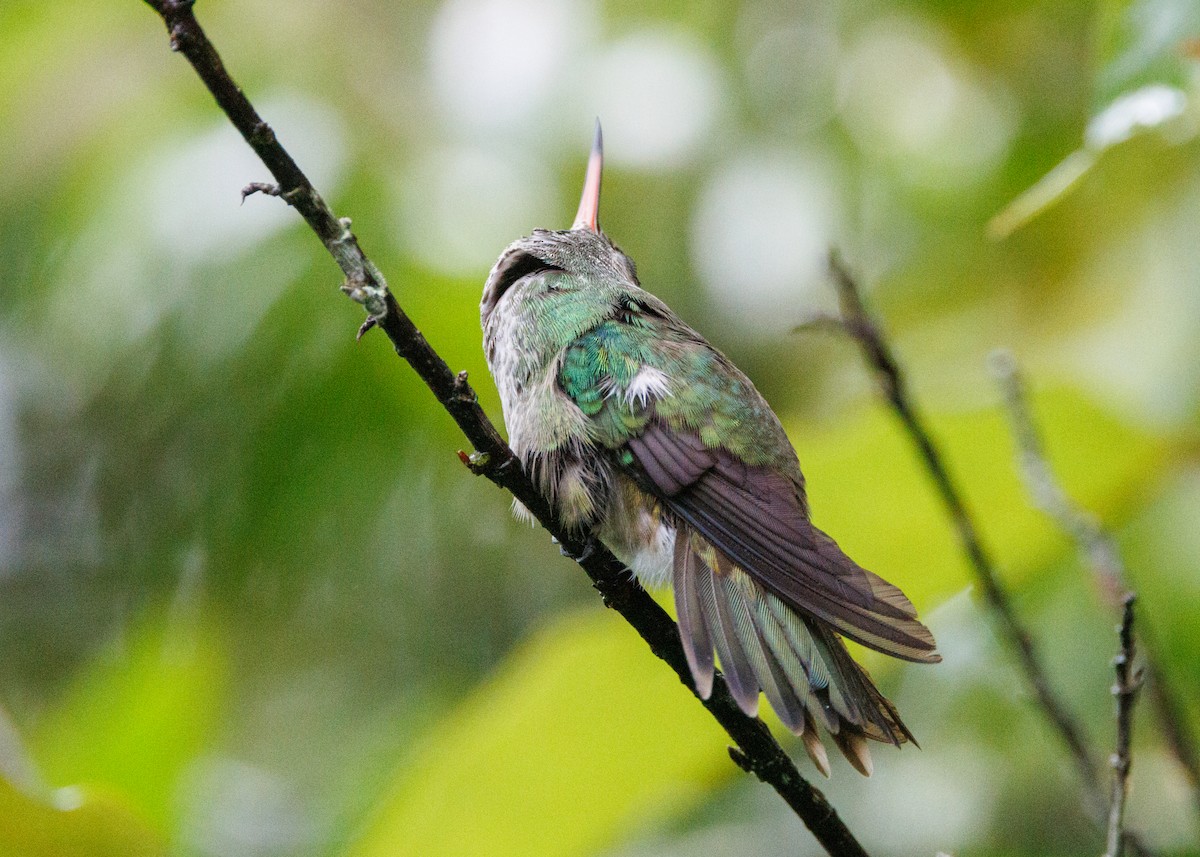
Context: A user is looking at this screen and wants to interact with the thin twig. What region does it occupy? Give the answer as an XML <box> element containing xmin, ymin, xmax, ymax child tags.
<box><xmin>993</xmin><ymin>352</ymin><xmax>1200</xmax><ymax>823</ymax></box>
<box><xmin>1105</xmin><ymin>595</ymin><xmax>1143</xmax><ymax>857</ymax></box>
<box><xmin>139</xmin><ymin>3</ymin><xmax>870</xmax><ymax>855</ymax></box>
<box><xmin>810</xmin><ymin>254</ymin><xmax>1160</xmax><ymax>855</ymax></box>
<box><xmin>991</xmin><ymin>351</ymin><xmax>1127</xmax><ymax>604</ymax></box>
<box><xmin>816</xmin><ymin>255</ymin><xmax>1102</xmax><ymax>802</ymax></box>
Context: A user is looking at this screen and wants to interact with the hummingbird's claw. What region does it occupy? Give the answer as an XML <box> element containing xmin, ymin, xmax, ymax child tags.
<box><xmin>558</xmin><ymin>538</ymin><xmax>595</xmax><ymax>563</ymax></box>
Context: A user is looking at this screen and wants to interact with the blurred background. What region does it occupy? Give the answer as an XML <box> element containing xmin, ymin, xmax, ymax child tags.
<box><xmin>1</xmin><ymin>0</ymin><xmax>1199</xmax><ymax>854</ymax></box>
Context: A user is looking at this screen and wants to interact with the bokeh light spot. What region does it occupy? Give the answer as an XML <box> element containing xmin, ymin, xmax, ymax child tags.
<box><xmin>691</xmin><ymin>149</ymin><xmax>840</xmax><ymax>332</ymax></box>
<box><xmin>838</xmin><ymin>17</ymin><xmax>1016</xmax><ymax>189</ymax></box>
<box><xmin>429</xmin><ymin>0</ymin><xmax>597</xmax><ymax>138</ymax></box>
<box><xmin>588</xmin><ymin>29</ymin><xmax>726</xmax><ymax>169</ymax></box>
<box><xmin>395</xmin><ymin>145</ymin><xmax>554</xmax><ymax>277</ymax></box>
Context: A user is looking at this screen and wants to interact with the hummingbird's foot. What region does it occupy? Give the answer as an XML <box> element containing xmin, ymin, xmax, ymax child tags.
<box><xmin>558</xmin><ymin>537</ymin><xmax>596</xmax><ymax>563</ymax></box>
<box><xmin>240</xmin><ymin>181</ymin><xmax>281</xmax><ymax>203</ymax></box>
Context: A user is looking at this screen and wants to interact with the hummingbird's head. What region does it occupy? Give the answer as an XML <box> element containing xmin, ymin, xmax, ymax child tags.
<box><xmin>481</xmin><ymin>122</ymin><xmax>639</xmax><ymax>327</ymax></box>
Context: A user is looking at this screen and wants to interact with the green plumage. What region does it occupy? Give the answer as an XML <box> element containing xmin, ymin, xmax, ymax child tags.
<box><xmin>560</xmin><ymin>308</ymin><xmax>792</xmax><ymax>470</ymax></box>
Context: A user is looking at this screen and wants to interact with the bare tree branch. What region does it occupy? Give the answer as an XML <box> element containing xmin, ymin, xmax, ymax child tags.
<box><xmin>139</xmin><ymin>2</ymin><xmax>871</xmax><ymax>855</ymax></box>
<box><xmin>1105</xmin><ymin>594</ymin><xmax>1143</xmax><ymax>857</ymax></box>
<box><xmin>807</xmin><ymin>254</ymin><xmax>1157</xmax><ymax>856</ymax></box>
<box><xmin>993</xmin><ymin>352</ymin><xmax>1200</xmax><ymax>824</ymax></box>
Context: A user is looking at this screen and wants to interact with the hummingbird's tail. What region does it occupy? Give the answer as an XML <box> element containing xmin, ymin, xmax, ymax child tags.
<box><xmin>672</xmin><ymin>524</ymin><xmax>915</xmax><ymax>777</ymax></box>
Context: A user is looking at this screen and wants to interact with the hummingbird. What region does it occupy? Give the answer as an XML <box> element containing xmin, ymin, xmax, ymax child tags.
<box><xmin>480</xmin><ymin>124</ymin><xmax>940</xmax><ymax>776</ymax></box>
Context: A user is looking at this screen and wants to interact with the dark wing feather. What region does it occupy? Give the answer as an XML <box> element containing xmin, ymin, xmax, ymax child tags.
<box><xmin>628</xmin><ymin>422</ymin><xmax>939</xmax><ymax>664</ymax></box>
<box><xmin>632</xmin><ymin>425</ymin><xmax>716</xmax><ymax>495</ymax></box>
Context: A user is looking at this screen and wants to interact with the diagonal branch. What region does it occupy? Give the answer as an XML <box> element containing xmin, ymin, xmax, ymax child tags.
<box><xmin>139</xmin><ymin>2</ymin><xmax>870</xmax><ymax>855</ymax></box>
<box><xmin>994</xmin><ymin>352</ymin><xmax>1200</xmax><ymax>824</ymax></box>
<box><xmin>806</xmin><ymin>255</ymin><xmax>1154</xmax><ymax>855</ymax></box>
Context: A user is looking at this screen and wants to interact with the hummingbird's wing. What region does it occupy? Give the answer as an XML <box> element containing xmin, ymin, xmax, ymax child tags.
<box><xmin>560</xmin><ymin>307</ymin><xmax>939</xmax><ymax>767</ymax></box>
<box><xmin>629</xmin><ymin>423</ymin><xmax>938</xmax><ymax>663</ymax></box>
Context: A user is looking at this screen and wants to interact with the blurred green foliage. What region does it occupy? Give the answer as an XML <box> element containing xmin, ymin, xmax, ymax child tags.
<box><xmin>33</xmin><ymin>614</ymin><xmax>228</xmax><ymax>833</ymax></box>
<box><xmin>349</xmin><ymin>612</ymin><xmax>728</xmax><ymax>857</ymax></box>
<box><xmin>1</xmin><ymin>0</ymin><xmax>1199</xmax><ymax>855</ymax></box>
<box><xmin>0</xmin><ymin>778</ymin><xmax>164</xmax><ymax>857</ymax></box>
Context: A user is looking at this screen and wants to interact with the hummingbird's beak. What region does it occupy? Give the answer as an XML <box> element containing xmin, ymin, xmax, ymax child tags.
<box><xmin>571</xmin><ymin>120</ymin><xmax>603</xmax><ymax>233</ymax></box>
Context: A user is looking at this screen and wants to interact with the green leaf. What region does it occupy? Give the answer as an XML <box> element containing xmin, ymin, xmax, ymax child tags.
<box><xmin>345</xmin><ymin>611</ymin><xmax>728</xmax><ymax>857</ymax></box>
<box><xmin>32</xmin><ymin>612</ymin><xmax>228</xmax><ymax>833</ymax></box>
<box><xmin>990</xmin><ymin>1</ymin><xmax>1199</xmax><ymax>237</ymax></box>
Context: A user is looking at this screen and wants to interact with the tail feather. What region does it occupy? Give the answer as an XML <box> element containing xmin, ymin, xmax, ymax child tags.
<box><xmin>832</xmin><ymin>729</ymin><xmax>874</xmax><ymax>777</ymax></box>
<box><xmin>672</xmin><ymin>523</ymin><xmax>926</xmax><ymax>776</ymax></box>
<box><xmin>694</xmin><ymin>544</ymin><xmax>760</xmax><ymax>715</ymax></box>
<box><xmin>800</xmin><ymin>711</ymin><xmax>832</xmax><ymax>778</ymax></box>
<box><xmin>672</xmin><ymin>531</ymin><xmax>714</xmax><ymax>698</ymax></box>
<box><xmin>814</xmin><ymin>621</ymin><xmax>916</xmax><ymax>746</ymax></box>
<box><xmin>752</xmin><ymin>595</ymin><xmax>826</xmax><ymax>731</ymax></box>
<box><xmin>721</xmin><ymin>571</ymin><xmax>809</xmax><ymax>734</ymax></box>
<box><xmin>753</xmin><ymin>637</ymin><xmax>811</xmax><ymax>735</ymax></box>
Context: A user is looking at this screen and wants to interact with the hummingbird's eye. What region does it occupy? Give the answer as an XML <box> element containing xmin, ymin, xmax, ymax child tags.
<box><xmin>482</xmin><ymin>251</ymin><xmax>564</xmax><ymax>317</ymax></box>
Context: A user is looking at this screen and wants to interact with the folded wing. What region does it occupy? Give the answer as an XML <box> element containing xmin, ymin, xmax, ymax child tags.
<box><xmin>628</xmin><ymin>422</ymin><xmax>939</xmax><ymax>665</ymax></box>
